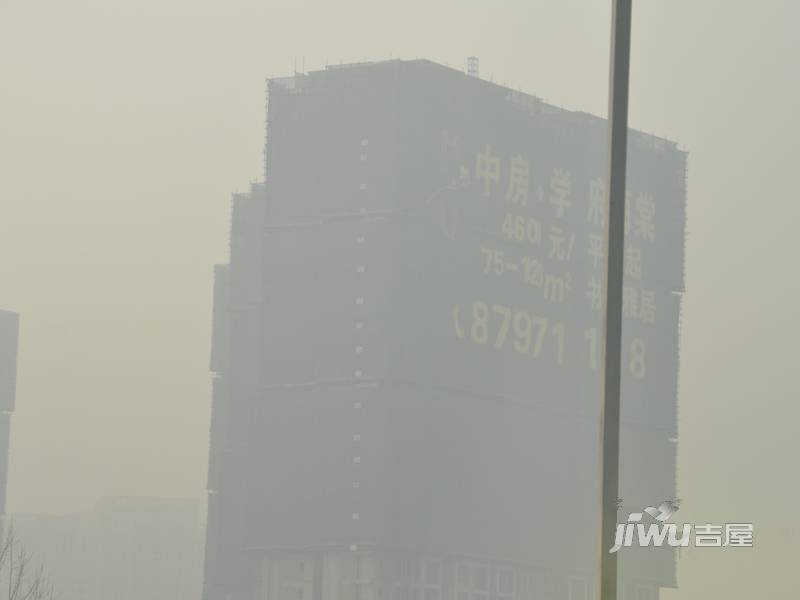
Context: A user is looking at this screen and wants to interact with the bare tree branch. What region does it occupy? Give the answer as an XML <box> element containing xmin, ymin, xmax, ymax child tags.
<box><xmin>0</xmin><ymin>527</ymin><xmax>57</xmax><ymax>600</ymax></box>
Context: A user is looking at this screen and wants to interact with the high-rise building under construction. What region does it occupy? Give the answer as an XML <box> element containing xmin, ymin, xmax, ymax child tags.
<box><xmin>203</xmin><ymin>59</ymin><xmax>686</xmax><ymax>600</ymax></box>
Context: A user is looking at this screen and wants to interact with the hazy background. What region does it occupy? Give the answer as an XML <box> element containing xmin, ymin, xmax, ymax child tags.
<box><xmin>1</xmin><ymin>1</ymin><xmax>797</xmax><ymax>598</ymax></box>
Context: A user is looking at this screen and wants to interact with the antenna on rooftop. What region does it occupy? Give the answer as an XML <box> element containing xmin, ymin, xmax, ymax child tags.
<box><xmin>467</xmin><ymin>56</ymin><xmax>479</xmax><ymax>78</ymax></box>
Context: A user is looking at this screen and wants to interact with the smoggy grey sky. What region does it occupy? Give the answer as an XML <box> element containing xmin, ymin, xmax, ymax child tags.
<box><xmin>1</xmin><ymin>1</ymin><xmax>798</xmax><ymax>598</ymax></box>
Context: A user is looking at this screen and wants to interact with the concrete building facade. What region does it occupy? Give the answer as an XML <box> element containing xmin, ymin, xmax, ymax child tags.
<box><xmin>203</xmin><ymin>60</ymin><xmax>685</xmax><ymax>600</ymax></box>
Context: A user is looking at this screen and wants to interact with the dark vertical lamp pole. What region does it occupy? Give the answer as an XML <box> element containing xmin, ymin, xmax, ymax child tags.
<box><xmin>599</xmin><ymin>1</ymin><xmax>633</xmax><ymax>600</ymax></box>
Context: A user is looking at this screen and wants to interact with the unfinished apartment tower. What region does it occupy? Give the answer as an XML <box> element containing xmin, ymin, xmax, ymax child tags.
<box><xmin>204</xmin><ymin>60</ymin><xmax>686</xmax><ymax>600</ymax></box>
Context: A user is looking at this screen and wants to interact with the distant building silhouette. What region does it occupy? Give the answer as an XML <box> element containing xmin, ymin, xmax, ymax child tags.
<box><xmin>0</xmin><ymin>310</ymin><xmax>19</xmax><ymax>519</ymax></box>
<box><xmin>12</xmin><ymin>496</ymin><xmax>203</xmax><ymax>600</ymax></box>
<box><xmin>204</xmin><ymin>60</ymin><xmax>685</xmax><ymax>600</ymax></box>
